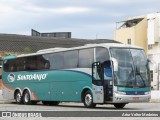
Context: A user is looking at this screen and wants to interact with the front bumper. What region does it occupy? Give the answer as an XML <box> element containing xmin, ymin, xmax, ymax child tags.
<box><xmin>113</xmin><ymin>93</ymin><xmax>151</xmax><ymax>103</ymax></box>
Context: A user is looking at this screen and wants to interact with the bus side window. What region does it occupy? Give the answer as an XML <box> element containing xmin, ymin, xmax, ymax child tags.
<box><xmin>96</xmin><ymin>47</ymin><xmax>109</xmax><ymax>63</ymax></box>
<box><xmin>24</xmin><ymin>62</ymin><xmax>30</xmax><ymax>70</ymax></box>
<box><xmin>10</xmin><ymin>65</ymin><xmax>16</xmax><ymax>72</ymax></box>
<box><xmin>38</xmin><ymin>54</ymin><xmax>52</xmax><ymax>70</ymax></box>
<box><xmin>37</xmin><ymin>58</ymin><xmax>42</xmax><ymax>70</ymax></box>
<box><xmin>52</xmin><ymin>52</ymin><xmax>64</xmax><ymax>69</ymax></box>
<box><xmin>17</xmin><ymin>66</ymin><xmax>24</xmax><ymax>71</ymax></box>
<box><xmin>79</xmin><ymin>48</ymin><xmax>94</xmax><ymax>68</ymax></box>
<box><xmin>45</xmin><ymin>62</ymin><xmax>50</xmax><ymax>69</ymax></box>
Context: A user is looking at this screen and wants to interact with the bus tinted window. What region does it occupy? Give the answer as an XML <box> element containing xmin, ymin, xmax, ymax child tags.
<box><xmin>4</xmin><ymin>59</ymin><xmax>16</xmax><ymax>72</ymax></box>
<box><xmin>24</xmin><ymin>56</ymin><xmax>37</xmax><ymax>70</ymax></box>
<box><xmin>16</xmin><ymin>58</ymin><xmax>25</xmax><ymax>71</ymax></box>
<box><xmin>52</xmin><ymin>52</ymin><xmax>64</xmax><ymax>69</ymax></box>
<box><xmin>96</xmin><ymin>47</ymin><xmax>109</xmax><ymax>62</ymax></box>
<box><xmin>37</xmin><ymin>55</ymin><xmax>50</xmax><ymax>70</ymax></box>
<box><xmin>79</xmin><ymin>48</ymin><xmax>94</xmax><ymax>68</ymax></box>
<box><xmin>3</xmin><ymin>60</ymin><xmax>9</xmax><ymax>72</ymax></box>
<box><xmin>4</xmin><ymin>48</ymin><xmax>95</xmax><ymax>71</ymax></box>
<box><xmin>64</xmin><ymin>50</ymin><xmax>78</xmax><ymax>68</ymax></box>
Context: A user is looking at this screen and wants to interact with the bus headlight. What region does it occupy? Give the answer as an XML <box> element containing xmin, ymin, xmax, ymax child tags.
<box><xmin>144</xmin><ymin>92</ymin><xmax>150</xmax><ymax>95</ymax></box>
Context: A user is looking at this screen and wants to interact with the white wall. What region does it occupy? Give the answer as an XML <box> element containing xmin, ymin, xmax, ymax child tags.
<box><xmin>147</xmin><ymin>13</ymin><xmax>160</xmax><ymax>44</ymax></box>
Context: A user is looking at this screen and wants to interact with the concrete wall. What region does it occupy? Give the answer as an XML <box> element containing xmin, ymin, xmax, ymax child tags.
<box><xmin>134</xmin><ymin>17</ymin><xmax>148</xmax><ymax>53</ymax></box>
<box><xmin>115</xmin><ymin>25</ymin><xmax>136</xmax><ymax>45</ymax></box>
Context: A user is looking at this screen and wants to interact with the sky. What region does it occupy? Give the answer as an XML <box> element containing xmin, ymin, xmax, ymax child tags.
<box><xmin>0</xmin><ymin>0</ymin><xmax>160</xmax><ymax>39</ymax></box>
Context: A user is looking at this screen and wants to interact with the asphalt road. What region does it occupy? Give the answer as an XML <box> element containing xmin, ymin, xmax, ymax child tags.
<box><xmin>0</xmin><ymin>102</ymin><xmax>160</xmax><ymax>120</ymax></box>
<box><xmin>0</xmin><ymin>102</ymin><xmax>160</xmax><ymax>111</ymax></box>
<box><xmin>0</xmin><ymin>90</ymin><xmax>160</xmax><ymax>119</ymax></box>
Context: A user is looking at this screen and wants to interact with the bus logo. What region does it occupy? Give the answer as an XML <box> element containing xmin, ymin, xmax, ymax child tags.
<box><xmin>8</xmin><ymin>73</ymin><xmax>15</xmax><ymax>82</ymax></box>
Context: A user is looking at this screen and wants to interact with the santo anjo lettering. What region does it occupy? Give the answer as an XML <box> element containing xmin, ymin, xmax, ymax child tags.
<box><xmin>17</xmin><ymin>74</ymin><xmax>48</xmax><ymax>81</ymax></box>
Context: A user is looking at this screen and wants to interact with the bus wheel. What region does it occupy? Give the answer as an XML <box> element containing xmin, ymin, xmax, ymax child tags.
<box><xmin>49</xmin><ymin>101</ymin><xmax>60</xmax><ymax>106</ymax></box>
<box><xmin>23</xmin><ymin>91</ymin><xmax>31</xmax><ymax>105</ymax></box>
<box><xmin>15</xmin><ymin>91</ymin><xmax>22</xmax><ymax>104</ymax></box>
<box><xmin>114</xmin><ymin>103</ymin><xmax>126</xmax><ymax>109</ymax></box>
<box><xmin>83</xmin><ymin>91</ymin><xmax>96</xmax><ymax>108</ymax></box>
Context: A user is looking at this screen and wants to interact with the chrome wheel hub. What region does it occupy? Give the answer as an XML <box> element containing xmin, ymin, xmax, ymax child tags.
<box><xmin>16</xmin><ymin>93</ymin><xmax>21</xmax><ymax>103</ymax></box>
<box><xmin>85</xmin><ymin>94</ymin><xmax>92</xmax><ymax>106</ymax></box>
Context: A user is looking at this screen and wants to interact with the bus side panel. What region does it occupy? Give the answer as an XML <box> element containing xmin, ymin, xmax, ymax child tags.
<box><xmin>29</xmin><ymin>82</ymin><xmax>50</xmax><ymax>101</ymax></box>
<box><xmin>2</xmin><ymin>69</ymin><xmax>92</xmax><ymax>102</ymax></box>
<box><xmin>49</xmin><ymin>70</ymin><xmax>92</xmax><ymax>102</ymax></box>
<box><xmin>2</xmin><ymin>83</ymin><xmax>14</xmax><ymax>100</ymax></box>
<box><xmin>2</xmin><ymin>71</ymin><xmax>16</xmax><ymax>100</ymax></box>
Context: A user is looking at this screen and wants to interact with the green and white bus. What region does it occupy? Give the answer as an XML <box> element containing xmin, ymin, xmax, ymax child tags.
<box><xmin>2</xmin><ymin>43</ymin><xmax>151</xmax><ymax>108</ymax></box>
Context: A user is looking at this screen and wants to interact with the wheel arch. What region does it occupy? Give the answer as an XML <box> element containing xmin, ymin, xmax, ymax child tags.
<box><xmin>81</xmin><ymin>87</ymin><xmax>93</xmax><ymax>102</ymax></box>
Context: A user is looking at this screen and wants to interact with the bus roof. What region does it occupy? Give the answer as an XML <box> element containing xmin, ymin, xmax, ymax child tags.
<box><xmin>3</xmin><ymin>55</ymin><xmax>17</xmax><ymax>60</ymax></box>
<box><xmin>4</xmin><ymin>43</ymin><xmax>143</xmax><ymax>59</ymax></box>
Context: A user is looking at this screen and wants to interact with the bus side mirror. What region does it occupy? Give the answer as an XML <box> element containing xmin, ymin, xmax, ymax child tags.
<box><xmin>111</xmin><ymin>58</ymin><xmax>118</xmax><ymax>72</ymax></box>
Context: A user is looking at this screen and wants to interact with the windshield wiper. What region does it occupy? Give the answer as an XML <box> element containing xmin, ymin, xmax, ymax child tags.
<box><xmin>126</xmin><ymin>65</ymin><xmax>135</xmax><ymax>86</ymax></box>
<box><xmin>135</xmin><ymin>66</ymin><xmax>146</xmax><ymax>87</ymax></box>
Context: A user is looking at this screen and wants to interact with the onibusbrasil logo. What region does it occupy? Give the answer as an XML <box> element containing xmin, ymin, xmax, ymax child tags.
<box><xmin>8</xmin><ymin>73</ymin><xmax>15</xmax><ymax>82</ymax></box>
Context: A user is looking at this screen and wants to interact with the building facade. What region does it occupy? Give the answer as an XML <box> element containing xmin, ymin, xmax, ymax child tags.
<box><xmin>115</xmin><ymin>13</ymin><xmax>160</xmax><ymax>90</ymax></box>
<box><xmin>31</xmin><ymin>29</ymin><xmax>71</xmax><ymax>38</ymax></box>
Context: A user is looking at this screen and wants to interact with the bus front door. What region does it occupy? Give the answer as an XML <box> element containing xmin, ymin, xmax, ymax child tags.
<box><xmin>92</xmin><ymin>62</ymin><xmax>105</xmax><ymax>103</ymax></box>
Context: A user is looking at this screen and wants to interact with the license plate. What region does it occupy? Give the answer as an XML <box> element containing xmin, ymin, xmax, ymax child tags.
<box><xmin>133</xmin><ymin>97</ymin><xmax>139</xmax><ymax>100</ymax></box>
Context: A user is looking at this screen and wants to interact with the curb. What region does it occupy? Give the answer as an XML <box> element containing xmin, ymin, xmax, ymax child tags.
<box><xmin>0</xmin><ymin>101</ymin><xmax>13</xmax><ymax>104</ymax></box>
<box><xmin>0</xmin><ymin>100</ymin><xmax>15</xmax><ymax>104</ymax></box>
<box><xmin>150</xmin><ymin>99</ymin><xmax>160</xmax><ymax>103</ymax></box>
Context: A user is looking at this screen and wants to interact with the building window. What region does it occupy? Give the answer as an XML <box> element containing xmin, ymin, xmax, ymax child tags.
<box><xmin>127</xmin><ymin>39</ymin><xmax>131</xmax><ymax>44</ymax></box>
<box><xmin>148</xmin><ymin>45</ymin><xmax>153</xmax><ymax>50</ymax></box>
<box><xmin>150</xmin><ymin>70</ymin><xmax>153</xmax><ymax>81</ymax></box>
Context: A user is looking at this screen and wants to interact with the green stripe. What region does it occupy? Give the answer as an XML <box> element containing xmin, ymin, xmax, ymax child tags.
<box><xmin>118</xmin><ymin>87</ymin><xmax>150</xmax><ymax>91</ymax></box>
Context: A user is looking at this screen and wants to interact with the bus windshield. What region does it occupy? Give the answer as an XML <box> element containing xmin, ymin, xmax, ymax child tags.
<box><xmin>110</xmin><ymin>48</ymin><xmax>150</xmax><ymax>87</ymax></box>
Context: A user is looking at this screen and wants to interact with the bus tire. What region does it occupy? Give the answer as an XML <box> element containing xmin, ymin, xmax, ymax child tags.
<box><xmin>23</xmin><ymin>90</ymin><xmax>31</xmax><ymax>105</ymax></box>
<box><xmin>49</xmin><ymin>101</ymin><xmax>60</xmax><ymax>106</ymax></box>
<box><xmin>15</xmin><ymin>91</ymin><xmax>22</xmax><ymax>104</ymax></box>
<box><xmin>83</xmin><ymin>91</ymin><xmax>96</xmax><ymax>108</ymax></box>
<box><xmin>114</xmin><ymin>103</ymin><xmax>126</xmax><ymax>109</ymax></box>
